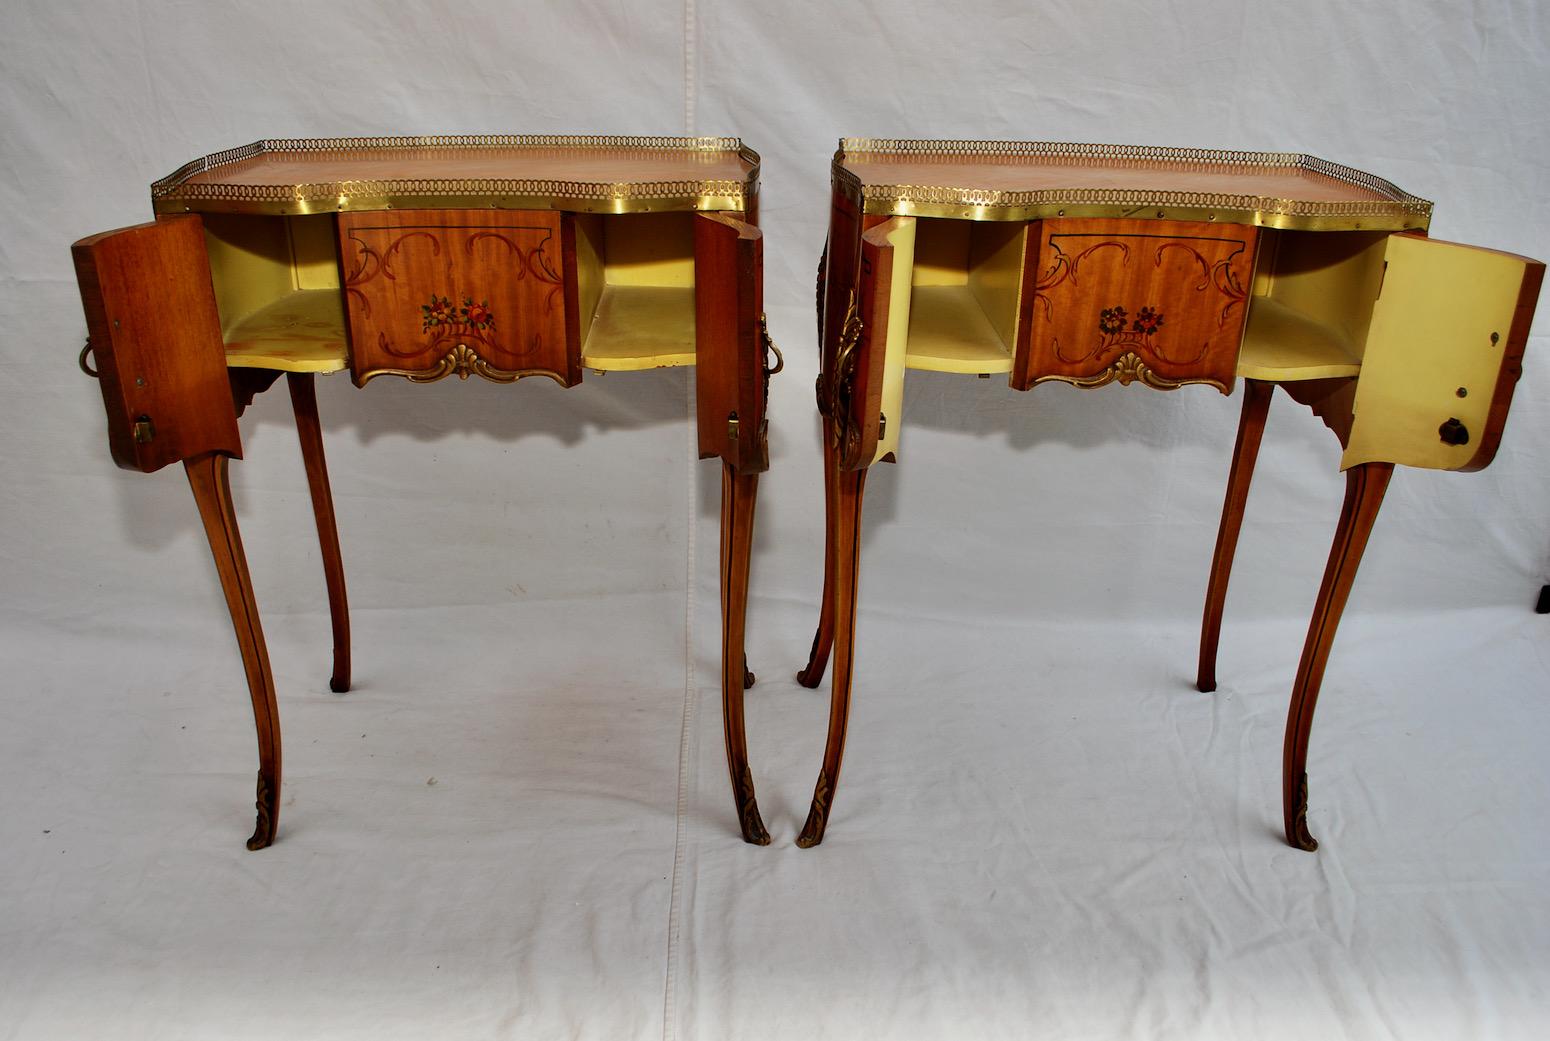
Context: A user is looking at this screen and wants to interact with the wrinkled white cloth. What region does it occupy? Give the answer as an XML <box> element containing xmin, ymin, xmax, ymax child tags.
<box><xmin>2</xmin><ymin>2</ymin><xmax>1548</xmax><ymax>1039</ymax></box>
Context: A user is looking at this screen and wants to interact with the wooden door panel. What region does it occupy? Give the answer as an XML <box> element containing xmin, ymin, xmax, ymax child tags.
<box><xmin>1343</xmin><ymin>233</ymin><xmax>1543</xmax><ymax>472</ymax></box>
<box><xmin>694</xmin><ymin>213</ymin><xmax>768</xmax><ymax>473</ymax></box>
<box><xmin>1016</xmin><ymin>218</ymin><xmax>1256</xmax><ymax>393</ymax></box>
<box><xmin>822</xmin><ymin>216</ymin><xmax>913</xmax><ymax>470</ymax></box>
<box><xmin>339</xmin><ymin>210</ymin><xmax>577</xmax><ymax>386</ymax></box>
<box><xmin>72</xmin><ymin>215</ymin><xmax>241</xmax><ymax>472</ymax></box>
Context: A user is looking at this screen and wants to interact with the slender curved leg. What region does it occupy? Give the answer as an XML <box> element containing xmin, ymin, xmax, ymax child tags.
<box><xmin>1197</xmin><ymin>379</ymin><xmax>1273</xmax><ymax>693</ymax></box>
<box><xmin>797</xmin><ymin>465</ymin><xmax>868</xmax><ymax>848</ymax></box>
<box><xmin>287</xmin><ymin>372</ymin><xmax>351</xmax><ymax>694</ymax></box>
<box><xmin>185</xmin><ymin>452</ymin><xmax>282</xmax><ymax>851</ymax></box>
<box><xmin>720</xmin><ymin>462</ymin><xmax>769</xmax><ymax>845</ymax></box>
<box><xmin>797</xmin><ymin>426</ymin><xmax>840</xmax><ymax>688</ymax></box>
<box><xmin>1283</xmin><ymin>461</ymin><xmax>1393</xmax><ymax>851</ymax></box>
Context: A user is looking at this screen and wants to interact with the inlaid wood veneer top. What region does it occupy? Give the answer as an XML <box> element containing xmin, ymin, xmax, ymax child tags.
<box><xmin>152</xmin><ymin>136</ymin><xmax>759</xmax><ymax>216</ymax></box>
<box><xmin>836</xmin><ymin>139</ymin><xmax>1432</xmax><ymax>230</ymax></box>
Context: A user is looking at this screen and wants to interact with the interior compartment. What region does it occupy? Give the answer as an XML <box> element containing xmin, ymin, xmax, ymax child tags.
<box><xmin>903</xmin><ymin>217</ymin><xmax>1025</xmax><ymax>374</ymax></box>
<box><xmin>575</xmin><ymin>212</ymin><xmax>697</xmax><ymax>371</ymax></box>
<box><xmin>1238</xmin><ymin>229</ymin><xmax>1388</xmax><ymax>381</ymax></box>
<box><xmin>203</xmin><ymin>214</ymin><xmax>348</xmax><ymax>373</ymax></box>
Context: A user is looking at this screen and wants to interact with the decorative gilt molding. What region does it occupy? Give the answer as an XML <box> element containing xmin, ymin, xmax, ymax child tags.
<box><xmin>247</xmin><ymin>770</ymin><xmax>276</xmax><ymax>852</ymax></box>
<box><xmin>795</xmin><ymin>769</ymin><xmax>833</xmax><ymax>849</ymax></box>
<box><xmin>1290</xmin><ymin>770</ymin><xmax>1318</xmax><ymax>852</ymax></box>
<box><xmin>1032</xmin><ymin>351</ymin><xmax>1228</xmax><ymax>393</ymax></box>
<box><xmin>736</xmin><ymin>764</ymin><xmax>770</xmax><ymax>846</ymax></box>
<box><xmin>358</xmin><ymin>343</ymin><xmax>567</xmax><ymax>386</ymax></box>
<box><xmin>815</xmin><ymin>290</ymin><xmax>865</xmax><ymax>465</ymax></box>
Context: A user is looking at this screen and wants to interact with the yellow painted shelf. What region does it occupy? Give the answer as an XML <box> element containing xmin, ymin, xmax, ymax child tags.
<box><xmin>1237</xmin><ymin>297</ymin><xmax>1361</xmax><ymax>382</ymax></box>
<box><xmin>581</xmin><ymin>285</ymin><xmax>696</xmax><ymax>371</ymax></box>
<box><xmin>905</xmin><ymin>285</ymin><xmax>1014</xmax><ymax>375</ymax></box>
<box><xmin>225</xmin><ymin>289</ymin><xmax>349</xmax><ymax>373</ymax></box>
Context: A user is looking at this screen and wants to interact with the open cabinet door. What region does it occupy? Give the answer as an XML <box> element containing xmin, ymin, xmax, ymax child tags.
<box><xmin>695</xmin><ymin>212</ymin><xmax>770</xmax><ymax>473</ymax></box>
<box><xmin>824</xmin><ymin>216</ymin><xmax>916</xmax><ymax>470</ymax></box>
<box><xmin>72</xmin><ymin>215</ymin><xmax>241</xmax><ymax>472</ymax></box>
<box><xmin>1343</xmin><ymin>233</ymin><xmax>1543</xmax><ymax>472</ymax></box>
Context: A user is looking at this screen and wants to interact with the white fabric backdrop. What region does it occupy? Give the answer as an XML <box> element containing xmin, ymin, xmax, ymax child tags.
<box><xmin>1</xmin><ymin>2</ymin><xmax>1547</xmax><ymax>1039</ymax></box>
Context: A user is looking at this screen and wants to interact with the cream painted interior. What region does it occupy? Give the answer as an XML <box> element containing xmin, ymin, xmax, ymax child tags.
<box><xmin>1343</xmin><ymin>234</ymin><xmax>1533</xmax><ymax>471</ymax></box>
<box><xmin>1238</xmin><ymin>230</ymin><xmax>1386</xmax><ymax>381</ymax></box>
<box><xmin>903</xmin><ymin>218</ymin><xmax>1022</xmax><ymax>374</ymax></box>
<box><xmin>869</xmin><ymin>216</ymin><xmax>917</xmax><ymax>464</ymax></box>
<box><xmin>204</xmin><ymin>213</ymin><xmax>350</xmax><ymax>373</ymax></box>
<box><xmin>579</xmin><ymin>212</ymin><xmax>698</xmax><ymax>371</ymax></box>
<box><xmin>224</xmin><ymin>289</ymin><xmax>350</xmax><ymax>373</ymax></box>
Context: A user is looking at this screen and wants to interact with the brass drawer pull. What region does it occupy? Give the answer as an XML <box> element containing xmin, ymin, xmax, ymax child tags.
<box><xmin>760</xmin><ymin>314</ymin><xmax>783</xmax><ymax>376</ymax></box>
<box><xmin>79</xmin><ymin>338</ymin><xmax>99</xmax><ymax>378</ymax></box>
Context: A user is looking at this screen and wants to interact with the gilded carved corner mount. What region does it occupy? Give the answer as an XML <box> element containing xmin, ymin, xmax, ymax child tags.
<box><xmin>815</xmin><ymin>291</ymin><xmax>865</xmax><ymax>466</ymax></box>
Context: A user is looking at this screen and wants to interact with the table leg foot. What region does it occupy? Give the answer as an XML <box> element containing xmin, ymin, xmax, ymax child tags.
<box><xmin>186</xmin><ymin>452</ymin><xmax>283</xmax><ymax>851</ymax></box>
<box><xmin>1281</xmin><ymin>461</ymin><xmax>1392</xmax><ymax>851</ymax></box>
<box><xmin>287</xmin><ymin>372</ymin><xmax>351</xmax><ymax>695</ymax></box>
<box><xmin>246</xmin><ymin>769</ymin><xmax>280</xmax><ymax>851</ymax></box>
<box><xmin>1287</xmin><ymin>770</ymin><xmax>1318</xmax><ymax>852</ymax></box>
<box><xmin>797</xmin><ymin>466</ymin><xmax>867</xmax><ymax>848</ymax></box>
<box><xmin>720</xmin><ymin>463</ymin><xmax>769</xmax><ymax>846</ymax></box>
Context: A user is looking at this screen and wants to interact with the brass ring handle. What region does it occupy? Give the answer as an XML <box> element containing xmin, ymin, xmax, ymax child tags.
<box><xmin>759</xmin><ymin>314</ymin><xmax>784</xmax><ymax>376</ymax></box>
<box><xmin>78</xmin><ymin>339</ymin><xmax>99</xmax><ymax>378</ymax></box>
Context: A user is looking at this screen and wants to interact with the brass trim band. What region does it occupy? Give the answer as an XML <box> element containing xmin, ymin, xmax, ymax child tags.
<box><xmin>834</xmin><ymin>139</ymin><xmax>1432</xmax><ymax>232</ymax></box>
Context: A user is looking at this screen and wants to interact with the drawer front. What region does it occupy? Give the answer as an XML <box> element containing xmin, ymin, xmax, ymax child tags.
<box><xmin>340</xmin><ymin>210</ymin><xmax>578</xmax><ymax>386</ymax></box>
<box><xmin>1015</xmin><ymin>218</ymin><xmax>1256</xmax><ymax>392</ymax></box>
<box><xmin>72</xmin><ymin>215</ymin><xmax>241</xmax><ymax>473</ymax></box>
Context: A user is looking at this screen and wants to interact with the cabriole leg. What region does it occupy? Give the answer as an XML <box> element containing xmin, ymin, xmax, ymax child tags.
<box><xmin>185</xmin><ymin>452</ymin><xmax>282</xmax><ymax>851</ymax></box>
<box><xmin>797</xmin><ymin>423</ymin><xmax>840</xmax><ymax>688</ymax></box>
<box><xmin>796</xmin><ymin>465</ymin><xmax>868</xmax><ymax>848</ymax></box>
<box><xmin>1283</xmin><ymin>461</ymin><xmax>1393</xmax><ymax>851</ymax></box>
<box><xmin>720</xmin><ymin>462</ymin><xmax>769</xmax><ymax>845</ymax></box>
<box><xmin>287</xmin><ymin>372</ymin><xmax>351</xmax><ymax>694</ymax></box>
<box><xmin>1198</xmin><ymin>378</ymin><xmax>1273</xmax><ymax>693</ymax></box>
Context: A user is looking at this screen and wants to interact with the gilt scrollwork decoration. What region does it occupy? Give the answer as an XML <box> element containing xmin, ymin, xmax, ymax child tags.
<box><xmin>736</xmin><ymin>764</ymin><xmax>770</xmax><ymax>846</ymax></box>
<box><xmin>815</xmin><ymin>290</ymin><xmax>865</xmax><ymax>466</ymax></box>
<box><xmin>1291</xmin><ymin>771</ymin><xmax>1318</xmax><ymax>852</ymax></box>
<box><xmin>795</xmin><ymin>769</ymin><xmax>833</xmax><ymax>849</ymax></box>
<box><xmin>1034</xmin><ymin>351</ymin><xmax>1207</xmax><ymax>391</ymax></box>
<box><xmin>361</xmin><ymin>342</ymin><xmax>566</xmax><ymax>386</ymax></box>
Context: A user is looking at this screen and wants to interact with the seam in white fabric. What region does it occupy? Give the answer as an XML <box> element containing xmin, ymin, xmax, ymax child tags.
<box><xmin>660</xmin><ymin>2</ymin><xmax>697</xmax><ymax>1016</ymax></box>
<box><xmin>662</xmin><ymin>384</ymin><xmax>697</xmax><ymax>1041</ymax></box>
<box><xmin>662</xmin><ymin>8</ymin><xmax>698</xmax><ymax>1036</ymax></box>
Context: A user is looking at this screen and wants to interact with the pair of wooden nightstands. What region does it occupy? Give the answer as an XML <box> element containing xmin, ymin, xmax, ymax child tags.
<box><xmin>73</xmin><ymin>135</ymin><xmax>1542</xmax><ymax>853</ymax></box>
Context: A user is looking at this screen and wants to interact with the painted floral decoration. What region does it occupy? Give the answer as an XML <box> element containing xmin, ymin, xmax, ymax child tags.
<box><xmin>460</xmin><ymin>297</ymin><xmax>495</xmax><ymax>330</ymax></box>
<box><xmin>422</xmin><ymin>295</ymin><xmax>457</xmax><ymax>331</ymax></box>
<box><xmin>1132</xmin><ymin>306</ymin><xmax>1164</xmax><ymax>335</ymax></box>
<box><xmin>1098</xmin><ymin>306</ymin><xmax>1128</xmax><ymax>335</ymax></box>
<box><xmin>421</xmin><ymin>294</ymin><xmax>495</xmax><ymax>333</ymax></box>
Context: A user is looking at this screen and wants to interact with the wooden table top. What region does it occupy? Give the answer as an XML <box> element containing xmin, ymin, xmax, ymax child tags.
<box><xmin>152</xmin><ymin>135</ymin><xmax>759</xmax><ymax>216</ymax></box>
<box><xmin>835</xmin><ymin>139</ymin><xmax>1432</xmax><ymax>231</ymax></box>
